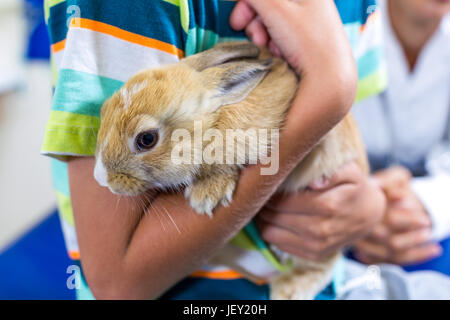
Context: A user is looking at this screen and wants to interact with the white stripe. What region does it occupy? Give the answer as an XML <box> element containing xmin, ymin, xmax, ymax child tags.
<box><xmin>354</xmin><ymin>14</ymin><xmax>382</xmax><ymax>59</ymax></box>
<box><xmin>60</xmin><ymin>27</ymin><xmax>180</xmax><ymax>81</ymax></box>
<box><xmin>60</xmin><ymin>217</ymin><xmax>79</xmax><ymax>253</ymax></box>
<box><xmin>209</xmin><ymin>243</ymin><xmax>280</xmax><ymax>280</ymax></box>
<box><xmin>53</xmin><ymin>50</ymin><xmax>64</xmax><ymax>70</ymax></box>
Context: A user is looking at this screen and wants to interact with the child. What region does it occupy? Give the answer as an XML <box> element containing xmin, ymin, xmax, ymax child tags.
<box><xmin>42</xmin><ymin>0</ymin><xmax>384</xmax><ymax>299</ymax></box>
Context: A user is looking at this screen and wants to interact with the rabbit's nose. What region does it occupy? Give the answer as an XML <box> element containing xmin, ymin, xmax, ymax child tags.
<box><xmin>94</xmin><ymin>155</ymin><xmax>109</xmax><ymax>187</ymax></box>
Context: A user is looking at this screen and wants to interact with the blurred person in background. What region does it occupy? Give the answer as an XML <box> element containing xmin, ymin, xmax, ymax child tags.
<box><xmin>353</xmin><ymin>0</ymin><xmax>450</xmax><ymax>270</ymax></box>
<box><xmin>0</xmin><ymin>1</ymin><xmax>24</xmax><ymax>96</ymax></box>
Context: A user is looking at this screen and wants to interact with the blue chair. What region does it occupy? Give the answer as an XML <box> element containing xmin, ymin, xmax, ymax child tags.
<box><xmin>24</xmin><ymin>0</ymin><xmax>50</xmax><ymax>60</ymax></box>
<box><xmin>0</xmin><ymin>211</ymin><xmax>76</xmax><ymax>300</ymax></box>
<box><xmin>403</xmin><ymin>237</ymin><xmax>450</xmax><ymax>276</ymax></box>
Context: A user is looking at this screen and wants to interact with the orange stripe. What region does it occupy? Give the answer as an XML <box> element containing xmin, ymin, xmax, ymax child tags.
<box><xmin>70</xmin><ymin>18</ymin><xmax>184</xmax><ymax>59</ymax></box>
<box><xmin>68</xmin><ymin>250</ymin><xmax>81</xmax><ymax>260</ymax></box>
<box><xmin>190</xmin><ymin>270</ymin><xmax>268</xmax><ymax>285</ymax></box>
<box><xmin>360</xmin><ymin>11</ymin><xmax>379</xmax><ymax>33</ymax></box>
<box><xmin>191</xmin><ymin>270</ymin><xmax>244</xmax><ymax>280</ymax></box>
<box><xmin>51</xmin><ymin>39</ymin><xmax>66</xmax><ymax>53</ymax></box>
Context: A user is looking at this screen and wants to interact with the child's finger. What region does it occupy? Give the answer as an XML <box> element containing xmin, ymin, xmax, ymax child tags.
<box><xmin>243</xmin><ymin>0</ymin><xmax>290</xmax><ymax>30</ymax></box>
<box><xmin>353</xmin><ymin>249</ymin><xmax>382</xmax><ymax>265</ymax></box>
<box><xmin>373</xmin><ymin>166</ymin><xmax>412</xmax><ymax>193</ymax></box>
<box><xmin>229</xmin><ymin>1</ymin><xmax>256</xmax><ymax>30</ymax></box>
<box><xmin>308</xmin><ymin>162</ymin><xmax>363</xmax><ymax>191</ymax></box>
<box><xmin>354</xmin><ymin>239</ymin><xmax>390</xmax><ymax>261</ymax></box>
<box><xmin>308</xmin><ymin>175</ymin><xmax>331</xmax><ymax>191</ymax></box>
<box><xmin>385</xmin><ymin>208</ymin><xmax>432</xmax><ymax>232</ymax></box>
<box><xmin>366</xmin><ymin>224</ymin><xmax>390</xmax><ymax>243</ymax></box>
<box><xmin>388</xmin><ymin>228</ymin><xmax>433</xmax><ymax>251</ymax></box>
<box><xmin>268</xmin><ymin>40</ymin><xmax>282</xmax><ymax>57</ymax></box>
<box><xmin>245</xmin><ymin>17</ymin><xmax>269</xmax><ymax>46</ymax></box>
<box><xmin>395</xmin><ymin>244</ymin><xmax>442</xmax><ymax>266</ymax></box>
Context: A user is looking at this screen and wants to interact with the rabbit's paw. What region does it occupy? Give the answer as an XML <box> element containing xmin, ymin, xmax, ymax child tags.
<box><xmin>271</xmin><ymin>275</ymin><xmax>317</xmax><ymax>300</ymax></box>
<box><xmin>185</xmin><ymin>175</ymin><xmax>237</xmax><ymax>217</ymax></box>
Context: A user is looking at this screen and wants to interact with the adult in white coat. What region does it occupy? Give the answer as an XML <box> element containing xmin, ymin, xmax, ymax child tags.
<box><xmin>353</xmin><ymin>0</ymin><xmax>450</xmax><ymax>266</ymax></box>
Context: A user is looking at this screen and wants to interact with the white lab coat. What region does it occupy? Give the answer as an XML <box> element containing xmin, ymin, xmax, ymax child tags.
<box><xmin>353</xmin><ymin>0</ymin><xmax>450</xmax><ymax>241</ymax></box>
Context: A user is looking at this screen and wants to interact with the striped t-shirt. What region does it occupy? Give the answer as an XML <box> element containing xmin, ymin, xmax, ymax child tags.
<box><xmin>42</xmin><ymin>0</ymin><xmax>386</xmax><ymax>299</ymax></box>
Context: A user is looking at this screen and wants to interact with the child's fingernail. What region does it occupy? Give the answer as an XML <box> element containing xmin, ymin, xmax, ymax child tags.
<box><xmin>309</xmin><ymin>176</ymin><xmax>330</xmax><ymax>190</ymax></box>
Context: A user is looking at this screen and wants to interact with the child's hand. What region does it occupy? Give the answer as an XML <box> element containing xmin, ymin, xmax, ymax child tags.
<box><xmin>230</xmin><ymin>0</ymin><xmax>356</xmax><ymax>79</ymax></box>
<box><xmin>257</xmin><ymin>162</ymin><xmax>385</xmax><ymax>261</ymax></box>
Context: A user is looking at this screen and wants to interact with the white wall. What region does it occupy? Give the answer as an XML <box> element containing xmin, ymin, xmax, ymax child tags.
<box><xmin>0</xmin><ymin>2</ymin><xmax>56</xmax><ymax>251</ymax></box>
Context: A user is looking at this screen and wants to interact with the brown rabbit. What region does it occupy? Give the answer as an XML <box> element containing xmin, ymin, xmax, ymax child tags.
<box><xmin>94</xmin><ymin>42</ymin><xmax>368</xmax><ymax>299</ymax></box>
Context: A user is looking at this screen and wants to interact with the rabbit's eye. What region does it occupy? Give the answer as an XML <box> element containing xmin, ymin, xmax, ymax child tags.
<box><xmin>135</xmin><ymin>130</ymin><xmax>159</xmax><ymax>152</ymax></box>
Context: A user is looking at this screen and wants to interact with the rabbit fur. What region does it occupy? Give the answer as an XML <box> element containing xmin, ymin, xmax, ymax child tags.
<box><xmin>94</xmin><ymin>42</ymin><xmax>368</xmax><ymax>299</ymax></box>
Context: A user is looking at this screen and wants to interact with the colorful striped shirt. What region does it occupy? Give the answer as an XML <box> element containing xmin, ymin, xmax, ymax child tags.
<box><xmin>42</xmin><ymin>0</ymin><xmax>386</xmax><ymax>299</ymax></box>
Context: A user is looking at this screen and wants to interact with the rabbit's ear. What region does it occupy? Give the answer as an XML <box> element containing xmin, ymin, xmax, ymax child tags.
<box><xmin>204</xmin><ymin>58</ymin><xmax>274</xmax><ymax>108</ymax></box>
<box><xmin>183</xmin><ymin>42</ymin><xmax>260</xmax><ymax>71</ymax></box>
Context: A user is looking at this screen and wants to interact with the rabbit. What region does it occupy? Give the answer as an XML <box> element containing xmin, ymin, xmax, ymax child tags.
<box><xmin>94</xmin><ymin>42</ymin><xmax>369</xmax><ymax>300</ymax></box>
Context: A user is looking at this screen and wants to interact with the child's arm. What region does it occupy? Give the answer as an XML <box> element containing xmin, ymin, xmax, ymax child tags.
<box><xmin>70</xmin><ymin>0</ymin><xmax>358</xmax><ymax>299</ymax></box>
<box><xmin>69</xmin><ymin>156</ymin><xmax>285</xmax><ymax>299</ymax></box>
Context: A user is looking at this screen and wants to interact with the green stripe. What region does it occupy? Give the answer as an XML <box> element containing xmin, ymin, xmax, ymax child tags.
<box><xmin>244</xmin><ymin>222</ymin><xmax>268</xmax><ymax>250</ymax></box>
<box><xmin>185</xmin><ymin>28</ymin><xmax>219</xmax><ymax>56</ymax></box>
<box><xmin>50</xmin><ymin>56</ymin><xmax>58</xmax><ymax>87</ymax></box>
<box><xmin>355</xmin><ymin>66</ymin><xmax>388</xmax><ymax>102</ymax></box>
<box><xmin>162</xmin><ymin>0</ymin><xmax>189</xmax><ymax>34</ymax></box>
<box><xmin>217</xmin><ymin>37</ymin><xmax>248</xmax><ymax>44</ymax></box>
<box><xmin>179</xmin><ymin>0</ymin><xmax>190</xmax><ymax>34</ymax></box>
<box><xmin>243</xmin><ymin>222</ymin><xmax>292</xmax><ymax>272</ymax></box>
<box><xmin>56</xmin><ymin>191</ymin><xmax>75</xmax><ymax>227</ymax></box>
<box><xmin>231</xmin><ymin>224</ymin><xmax>292</xmax><ymax>273</ymax></box>
<box><xmin>42</xmin><ymin>111</ymin><xmax>100</xmax><ymax>157</ymax></box>
<box><xmin>185</xmin><ymin>28</ymin><xmax>248</xmax><ymax>57</ymax></box>
<box><xmin>230</xmin><ymin>231</ymin><xmax>259</xmax><ymax>251</ymax></box>
<box><xmin>163</xmin><ymin>0</ymin><xmax>180</xmax><ymax>5</ymax></box>
<box><xmin>52</xmin><ymin>69</ymin><xmax>124</xmax><ymax>117</ymax></box>
<box><xmin>259</xmin><ymin>248</ymin><xmax>292</xmax><ymax>273</ymax></box>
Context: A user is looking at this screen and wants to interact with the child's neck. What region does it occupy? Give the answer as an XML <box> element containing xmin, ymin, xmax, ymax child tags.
<box><xmin>388</xmin><ymin>0</ymin><xmax>441</xmax><ymax>72</ymax></box>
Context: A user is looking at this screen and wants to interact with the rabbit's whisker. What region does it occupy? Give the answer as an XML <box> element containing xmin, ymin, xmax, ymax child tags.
<box><xmin>161</xmin><ymin>204</ymin><xmax>181</xmax><ymax>234</ymax></box>
<box><xmin>149</xmin><ymin>200</ymin><xmax>166</xmax><ymax>232</ymax></box>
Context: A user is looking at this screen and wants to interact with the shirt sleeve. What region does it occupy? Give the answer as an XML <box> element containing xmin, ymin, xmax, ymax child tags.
<box><xmin>41</xmin><ymin>0</ymin><xmax>186</xmax><ymax>160</ymax></box>
<box><xmin>41</xmin><ymin>0</ymin><xmax>189</xmax><ymax>260</ymax></box>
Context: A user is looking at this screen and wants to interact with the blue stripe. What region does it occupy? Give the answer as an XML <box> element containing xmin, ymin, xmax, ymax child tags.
<box><xmin>48</xmin><ymin>0</ymin><xmax>185</xmax><ymax>49</ymax></box>
<box><xmin>52</xmin><ymin>69</ymin><xmax>124</xmax><ymax>117</ymax></box>
<box><xmin>188</xmin><ymin>0</ymin><xmax>245</xmax><ymax>38</ymax></box>
<box><xmin>51</xmin><ymin>159</ymin><xmax>70</xmax><ymax>196</ymax></box>
<box><xmin>186</xmin><ymin>0</ymin><xmax>377</xmax><ymax>43</ymax></box>
<box><xmin>335</xmin><ymin>0</ymin><xmax>377</xmax><ymax>25</ymax></box>
<box><xmin>47</xmin><ymin>1</ymin><xmax>69</xmax><ymax>45</ymax></box>
<box><xmin>357</xmin><ymin>47</ymin><xmax>382</xmax><ymax>80</ymax></box>
<box><xmin>244</xmin><ymin>221</ymin><xmax>268</xmax><ymax>250</ymax></box>
<box><xmin>47</xmin><ymin>0</ymin><xmax>377</xmax><ymax>49</ymax></box>
<box><xmin>160</xmin><ymin>277</ymin><xmax>270</xmax><ymax>300</ymax></box>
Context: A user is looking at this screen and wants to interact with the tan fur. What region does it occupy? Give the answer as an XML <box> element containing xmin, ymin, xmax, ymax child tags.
<box><xmin>96</xmin><ymin>42</ymin><xmax>368</xmax><ymax>300</ymax></box>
